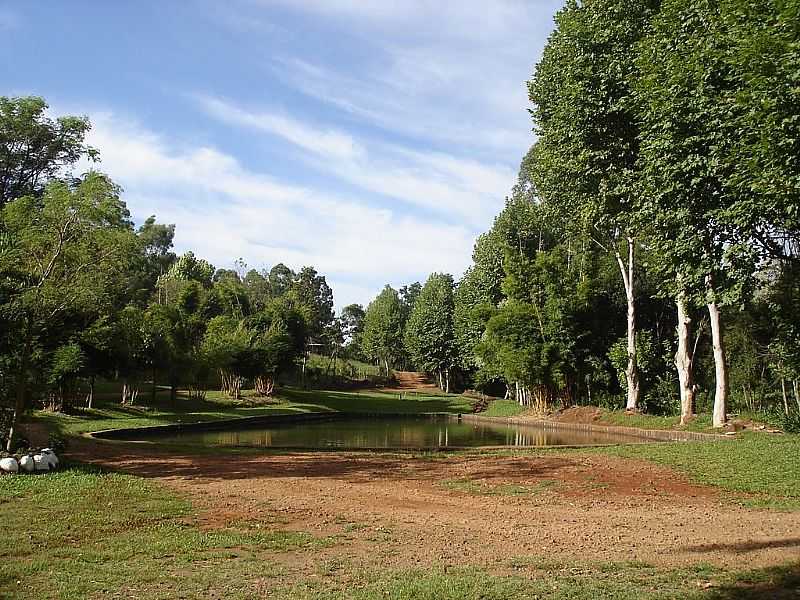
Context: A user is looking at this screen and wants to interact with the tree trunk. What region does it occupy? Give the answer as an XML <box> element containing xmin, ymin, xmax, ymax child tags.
<box><xmin>87</xmin><ymin>375</ymin><xmax>95</xmax><ymax>409</ymax></box>
<box><xmin>615</xmin><ymin>237</ymin><xmax>640</xmax><ymax>411</ymax></box>
<box><xmin>6</xmin><ymin>360</ymin><xmax>29</xmax><ymax>452</ymax></box>
<box><xmin>707</xmin><ymin>299</ymin><xmax>729</xmax><ymax>428</ymax></box>
<box><xmin>445</xmin><ymin>368</ymin><xmax>450</xmax><ymax>394</ymax></box>
<box><xmin>675</xmin><ymin>296</ymin><xmax>695</xmax><ymax>425</ymax></box>
<box><xmin>781</xmin><ymin>378</ymin><xmax>790</xmax><ymax>416</ymax></box>
<box><xmin>384</xmin><ymin>358</ymin><xmax>389</xmax><ymax>378</ymax></box>
<box><xmin>255</xmin><ymin>375</ymin><xmax>275</xmax><ymax>396</ymax></box>
<box><xmin>794</xmin><ymin>380</ymin><xmax>800</xmax><ymax>413</ymax></box>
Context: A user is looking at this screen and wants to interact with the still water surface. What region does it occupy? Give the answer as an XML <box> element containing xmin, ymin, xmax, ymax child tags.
<box><xmin>139</xmin><ymin>415</ymin><xmax>647</xmax><ymax>449</ymax></box>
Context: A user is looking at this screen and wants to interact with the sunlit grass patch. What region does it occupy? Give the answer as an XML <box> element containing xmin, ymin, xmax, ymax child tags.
<box><xmin>0</xmin><ymin>464</ymin><xmax>335</xmax><ymax>600</ymax></box>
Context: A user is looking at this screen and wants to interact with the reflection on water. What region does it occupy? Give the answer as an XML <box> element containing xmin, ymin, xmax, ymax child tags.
<box><xmin>143</xmin><ymin>416</ymin><xmax>647</xmax><ymax>449</ymax></box>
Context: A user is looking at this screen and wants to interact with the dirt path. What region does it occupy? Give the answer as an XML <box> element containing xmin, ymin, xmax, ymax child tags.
<box><xmin>68</xmin><ymin>437</ymin><xmax>800</xmax><ymax>573</ymax></box>
<box><xmin>386</xmin><ymin>371</ymin><xmax>438</xmax><ymax>391</ymax></box>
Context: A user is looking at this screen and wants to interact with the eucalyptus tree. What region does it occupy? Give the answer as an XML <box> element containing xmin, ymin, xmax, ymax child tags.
<box><xmin>247</xmin><ymin>296</ymin><xmax>308</xmax><ymax>395</ymax></box>
<box><xmin>362</xmin><ymin>285</ymin><xmax>404</xmax><ymax>376</ymax></box>
<box><xmin>404</xmin><ymin>273</ymin><xmax>457</xmax><ymax>392</ymax></box>
<box><xmin>0</xmin><ymin>96</ymin><xmax>98</xmax><ymax>207</ymax></box>
<box><xmin>633</xmin><ymin>0</ymin><xmax>782</xmax><ymax>426</ymax></box>
<box><xmin>132</xmin><ymin>216</ymin><xmax>176</xmax><ymax>304</ymax></box>
<box><xmin>528</xmin><ymin>0</ymin><xmax>658</xmax><ymax>411</ymax></box>
<box><xmin>720</xmin><ymin>0</ymin><xmax>800</xmax><ymax>265</ymax></box>
<box><xmin>0</xmin><ymin>173</ymin><xmax>137</xmax><ymax>449</ymax></box>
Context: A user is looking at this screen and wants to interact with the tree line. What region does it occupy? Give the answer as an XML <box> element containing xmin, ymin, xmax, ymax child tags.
<box><xmin>354</xmin><ymin>0</ymin><xmax>799</xmax><ymax>429</ymax></box>
<box><xmin>0</xmin><ymin>97</ymin><xmax>344</xmax><ymax>450</ymax></box>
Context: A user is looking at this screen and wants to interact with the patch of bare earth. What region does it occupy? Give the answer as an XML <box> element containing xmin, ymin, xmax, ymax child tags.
<box><xmin>382</xmin><ymin>371</ymin><xmax>439</xmax><ymax>392</ymax></box>
<box><xmin>67</xmin><ymin>437</ymin><xmax>800</xmax><ymax>574</ymax></box>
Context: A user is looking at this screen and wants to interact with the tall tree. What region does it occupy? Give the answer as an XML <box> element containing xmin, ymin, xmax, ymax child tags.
<box><xmin>340</xmin><ymin>303</ymin><xmax>366</xmax><ymax>359</ymax></box>
<box><xmin>290</xmin><ymin>266</ymin><xmax>334</xmax><ymax>342</ymax></box>
<box><xmin>404</xmin><ymin>273</ymin><xmax>457</xmax><ymax>392</ymax></box>
<box><xmin>528</xmin><ymin>0</ymin><xmax>658</xmax><ymax>411</ymax></box>
<box><xmin>362</xmin><ymin>285</ymin><xmax>404</xmax><ymax>377</ymax></box>
<box><xmin>633</xmin><ymin>0</ymin><xmax>777</xmax><ymax>426</ymax></box>
<box><xmin>0</xmin><ymin>173</ymin><xmax>137</xmax><ymax>449</ymax></box>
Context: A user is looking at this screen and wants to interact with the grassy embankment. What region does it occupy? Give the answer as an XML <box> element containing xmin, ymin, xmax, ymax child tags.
<box><xmin>31</xmin><ymin>386</ymin><xmax>472</xmax><ymax>439</ymax></box>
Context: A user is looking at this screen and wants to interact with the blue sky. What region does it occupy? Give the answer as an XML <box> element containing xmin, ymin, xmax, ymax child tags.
<box><xmin>0</xmin><ymin>0</ymin><xmax>561</xmax><ymax>309</ymax></box>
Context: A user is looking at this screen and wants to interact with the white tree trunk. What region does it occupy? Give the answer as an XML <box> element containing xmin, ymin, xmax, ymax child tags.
<box><xmin>781</xmin><ymin>378</ymin><xmax>790</xmax><ymax>416</ymax></box>
<box><xmin>615</xmin><ymin>237</ymin><xmax>640</xmax><ymax>411</ymax></box>
<box><xmin>675</xmin><ymin>296</ymin><xmax>695</xmax><ymax>425</ymax></box>
<box><xmin>707</xmin><ymin>299</ymin><xmax>729</xmax><ymax>428</ymax></box>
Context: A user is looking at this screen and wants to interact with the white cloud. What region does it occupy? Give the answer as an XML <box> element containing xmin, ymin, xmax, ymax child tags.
<box><xmin>86</xmin><ymin>112</ymin><xmax>476</xmax><ymax>309</ymax></box>
<box><xmin>196</xmin><ymin>95</ymin><xmax>364</xmax><ymax>162</ymax></box>
<box><xmin>194</xmin><ymin>95</ymin><xmax>514</xmax><ymax>228</ymax></box>
<box><xmin>253</xmin><ymin>0</ymin><xmax>559</xmax><ymax>159</ymax></box>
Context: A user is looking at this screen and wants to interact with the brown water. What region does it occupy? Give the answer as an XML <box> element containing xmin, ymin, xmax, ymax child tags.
<box><xmin>134</xmin><ymin>415</ymin><xmax>650</xmax><ymax>449</ymax></box>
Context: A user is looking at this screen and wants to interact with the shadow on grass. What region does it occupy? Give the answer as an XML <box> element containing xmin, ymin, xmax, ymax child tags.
<box><xmin>683</xmin><ymin>538</ymin><xmax>800</xmax><ymax>554</ymax></box>
<box><xmin>705</xmin><ymin>563</ymin><xmax>800</xmax><ymax>599</ymax></box>
<box><xmin>279</xmin><ymin>388</ymin><xmax>469</xmax><ymax>414</ymax></box>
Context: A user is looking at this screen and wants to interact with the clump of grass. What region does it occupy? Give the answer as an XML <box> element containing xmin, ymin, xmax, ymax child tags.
<box><xmin>481</xmin><ymin>399</ymin><xmax>528</xmax><ymax>418</ymax></box>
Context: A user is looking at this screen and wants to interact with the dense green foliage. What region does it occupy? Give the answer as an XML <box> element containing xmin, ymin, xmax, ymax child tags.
<box><xmin>353</xmin><ymin>0</ymin><xmax>800</xmax><ymax>427</ymax></box>
<box><xmin>2</xmin><ymin>0</ymin><xmax>800</xmax><ymax>443</ymax></box>
<box><xmin>0</xmin><ymin>97</ymin><xmax>345</xmax><ymax>450</ymax></box>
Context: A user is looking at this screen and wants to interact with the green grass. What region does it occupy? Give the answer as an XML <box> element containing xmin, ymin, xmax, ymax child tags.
<box><xmin>304</xmin><ymin>353</ymin><xmax>384</xmax><ymax>378</ymax></box>
<box><xmin>481</xmin><ymin>399</ymin><xmax>528</xmax><ymax>417</ymax></box>
<box><xmin>0</xmin><ymin>464</ymin><xmax>334</xmax><ymax>599</ymax></box>
<box><xmin>599</xmin><ymin>432</ymin><xmax>800</xmax><ymax>508</ymax></box>
<box><xmin>264</xmin><ymin>561</ymin><xmax>800</xmax><ymax>600</ymax></box>
<box><xmin>598</xmin><ymin>410</ymin><xmax>714</xmax><ymax>432</ymax></box>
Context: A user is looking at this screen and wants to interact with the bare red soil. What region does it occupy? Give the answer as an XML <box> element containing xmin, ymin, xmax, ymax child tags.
<box><xmin>67</xmin><ymin>436</ymin><xmax>800</xmax><ymax>572</ymax></box>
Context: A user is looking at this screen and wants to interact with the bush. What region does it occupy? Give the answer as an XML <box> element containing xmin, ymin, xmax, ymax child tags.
<box><xmin>773</xmin><ymin>409</ymin><xmax>800</xmax><ymax>433</ymax></box>
<box><xmin>643</xmin><ymin>375</ymin><xmax>679</xmax><ymax>416</ymax></box>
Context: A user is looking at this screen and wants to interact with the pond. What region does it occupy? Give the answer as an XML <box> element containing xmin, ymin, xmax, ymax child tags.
<box><xmin>121</xmin><ymin>414</ymin><xmax>652</xmax><ymax>449</ymax></box>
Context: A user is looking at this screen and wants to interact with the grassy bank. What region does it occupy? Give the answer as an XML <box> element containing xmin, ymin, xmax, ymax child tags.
<box><xmin>479</xmin><ymin>399</ymin><xmax>727</xmax><ymax>432</ymax></box>
<box><xmin>598</xmin><ymin>433</ymin><xmax>800</xmax><ymax>509</ymax></box>
<box><xmin>29</xmin><ymin>387</ymin><xmax>472</xmax><ymax>439</ymax></box>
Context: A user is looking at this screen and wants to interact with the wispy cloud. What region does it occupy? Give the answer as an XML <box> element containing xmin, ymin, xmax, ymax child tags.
<box><xmin>196</xmin><ymin>95</ymin><xmax>364</xmax><ymax>162</ymax></box>
<box><xmin>252</xmin><ymin>0</ymin><xmax>558</xmax><ymax>159</ymax></box>
<box><xmin>194</xmin><ymin>95</ymin><xmax>514</xmax><ymax>228</ymax></box>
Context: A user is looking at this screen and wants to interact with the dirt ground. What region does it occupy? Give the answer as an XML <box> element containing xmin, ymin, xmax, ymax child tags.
<box><xmin>67</xmin><ymin>437</ymin><xmax>800</xmax><ymax>574</ymax></box>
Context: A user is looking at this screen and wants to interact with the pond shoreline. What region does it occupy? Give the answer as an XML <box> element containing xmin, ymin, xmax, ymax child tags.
<box><xmin>85</xmin><ymin>409</ymin><xmax>728</xmax><ymax>450</ymax></box>
<box><xmin>461</xmin><ymin>413</ymin><xmax>728</xmax><ymax>443</ymax></box>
